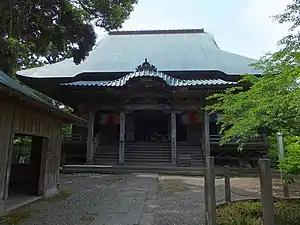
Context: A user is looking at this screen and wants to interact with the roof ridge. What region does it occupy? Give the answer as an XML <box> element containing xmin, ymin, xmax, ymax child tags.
<box><xmin>108</xmin><ymin>29</ymin><xmax>205</xmax><ymax>35</ymax></box>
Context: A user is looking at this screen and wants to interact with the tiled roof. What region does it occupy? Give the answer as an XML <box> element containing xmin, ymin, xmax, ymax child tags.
<box><xmin>61</xmin><ymin>70</ymin><xmax>236</xmax><ymax>87</ymax></box>
<box><xmin>17</xmin><ymin>29</ymin><xmax>260</xmax><ymax>78</ymax></box>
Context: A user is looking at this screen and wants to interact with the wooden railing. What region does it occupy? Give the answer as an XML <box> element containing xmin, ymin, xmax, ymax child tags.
<box><xmin>210</xmin><ymin>134</ymin><xmax>265</xmax><ymax>145</ymax></box>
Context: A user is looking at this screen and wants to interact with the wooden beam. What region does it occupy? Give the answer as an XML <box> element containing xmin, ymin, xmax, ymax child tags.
<box><xmin>119</xmin><ymin>111</ymin><xmax>126</xmax><ymax>164</ymax></box>
<box><xmin>171</xmin><ymin>111</ymin><xmax>177</xmax><ymax>164</ymax></box>
<box><xmin>123</xmin><ymin>104</ymin><xmax>171</xmax><ymax>111</ymax></box>
<box><xmin>86</xmin><ymin>110</ymin><xmax>95</xmax><ymax>164</ymax></box>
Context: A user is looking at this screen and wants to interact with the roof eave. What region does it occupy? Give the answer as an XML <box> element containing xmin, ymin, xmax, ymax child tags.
<box><xmin>0</xmin><ymin>84</ymin><xmax>87</xmax><ymax>126</ymax></box>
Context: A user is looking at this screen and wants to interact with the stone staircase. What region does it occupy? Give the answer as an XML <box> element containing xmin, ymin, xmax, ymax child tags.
<box><xmin>177</xmin><ymin>142</ymin><xmax>205</xmax><ymax>167</ymax></box>
<box><xmin>93</xmin><ymin>145</ymin><xmax>119</xmax><ymax>165</ymax></box>
<box><xmin>124</xmin><ymin>141</ymin><xmax>172</xmax><ymax>164</ymax></box>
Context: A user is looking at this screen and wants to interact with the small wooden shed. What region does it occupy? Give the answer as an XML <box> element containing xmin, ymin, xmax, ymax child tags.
<box><xmin>0</xmin><ymin>71</ymin><xmax>86</xmax><ymax>212</ymax></box>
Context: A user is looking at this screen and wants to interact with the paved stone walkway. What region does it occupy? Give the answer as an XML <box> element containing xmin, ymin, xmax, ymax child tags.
<box><xmin>87</xmin><ymin>174</ymin><xmax>159</xmax><ymax>225</ymax></box>
<box><xmin>14</xmin><ymin>173</ymin><xmax>206</xmax><ymax>225</ymax></box>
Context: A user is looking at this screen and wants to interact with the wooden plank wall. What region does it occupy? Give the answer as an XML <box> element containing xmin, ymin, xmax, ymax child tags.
<box><xmin>0</xmin><ymin>103</ymin><xmax>14</xmax><ymax>200</ymax></box>
<box><xmin>0</xmin><ymin>101</ymin><xmax>62</xmax><ymax>200</ymax></box>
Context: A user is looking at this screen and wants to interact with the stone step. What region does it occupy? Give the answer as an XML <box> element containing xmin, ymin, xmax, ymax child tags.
<box><xmin>61</xmin><ymin>165</ymin><xmax>209</xmax><ymax>176</ymax></box>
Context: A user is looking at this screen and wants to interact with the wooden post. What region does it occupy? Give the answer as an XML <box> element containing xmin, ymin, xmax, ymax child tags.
<box><xmin>283</xmin><ymin>185</ymin><xmax>289</xmax><ymax>198</ymax></box>
<box><xmin>86</xmin><ymin>110</ymin><xmax>95</xmax><ymax>164</ymax></box>
<box><xmin>224</xmin><ymin>165</ymin><xmax>231</xmax><ymax>203</ymax></box>
<box><xmin>206</xmin><ymin>156</ymin><xmax>217</xmax><ymax>225</ymax></box>
<box><xmin>204</xmin><ymin>110</ymin><xmax>210</xmax><ymax>215</ymax></box>
<box><xmin>259</xmin><ymin>158</ymin><xmax>275</xmax><ymax>225</ymax></box>
<box><xmin>119</xmin><ymin>111</ymin><xmax>126</xmax><ymax>164</ymax></box>
<box><xmin>171</xmin><ymin>111</ymin><xmax>177</xmax><ymax>165</ymax></box>
<box><xmin>204</xmin><ymin>110</ymin><xmax>210</xmax><ymax>157</ymax></box>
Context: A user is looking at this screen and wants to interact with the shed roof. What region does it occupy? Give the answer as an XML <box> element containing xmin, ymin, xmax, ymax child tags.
<box><xmin>16</xmin><ymin>29</ymin><xmax>260</xmax><ymax>78</ymax></box>
<box><xmin>0</xmin><ymin>70</ymin><xmax>86</xmax><ymax>125</ymax></box>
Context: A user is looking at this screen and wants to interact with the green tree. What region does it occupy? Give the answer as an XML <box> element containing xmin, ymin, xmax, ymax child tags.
<box><xmin>206</xmin><ymin>0</ymin><xmax>300</xmax><ymax>174</ymax></box>
<box><xmin>0</xmin><ymin>0</ymin><xmax>137</xmax><ymax>75</ymax></box>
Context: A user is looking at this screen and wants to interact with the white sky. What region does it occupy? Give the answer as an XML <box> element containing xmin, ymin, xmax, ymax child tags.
<box><xmin>95</xmin><ymin>0</ymin><xmax>292</xmax><ymax>59</ymax></box>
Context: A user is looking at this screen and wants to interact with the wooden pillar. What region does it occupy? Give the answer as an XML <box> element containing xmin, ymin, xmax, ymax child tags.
<box><xmin>86</xmin><ymin>110</ymin><xmax>95</xmax><ymax>164</ymax></box>
<box><xmin>119</xmin><ymin>111</ymin><xmax>126</xmax><ymax>164</ymax></box>
<box><xmin>171</xmin><ymin>111</ymin><xmax>177</xmax><ymax>165</ymax></box>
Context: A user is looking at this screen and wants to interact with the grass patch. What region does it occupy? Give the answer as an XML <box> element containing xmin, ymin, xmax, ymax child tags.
<box><xmin>0</xmin><ymin>189</ymin><xmax>72</xmax><ymax>224</ymax></box>
<box><xmin>217</xmin><ymin>200</ymin><xmax>300</xmax><ymax>225</ymax></box>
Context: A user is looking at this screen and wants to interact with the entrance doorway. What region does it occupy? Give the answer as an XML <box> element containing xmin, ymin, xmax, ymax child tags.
<box><xmin>134</xmin><ymin>111</ymin><xmax>169</xmax><ymax>141</ymax></box>
<box><xmin>8</xmin><ymin>134</ymin><xmax>43</xmax><ymax>198</ymax></box>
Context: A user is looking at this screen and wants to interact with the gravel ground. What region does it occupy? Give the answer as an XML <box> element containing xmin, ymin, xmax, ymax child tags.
<box><xmin>154</xmin><ymin>176</ymin><xmax>206</xmax><ymax>225</ymax></box>
<box><xmin>13</xmin><ymin>174</ymin><xmax>126</xmax><ymax>225</ymax></box>
<box><xmin>4</xmin><ymin>174</ymin><xmax>298</xmax><ymax>225</ymax></box>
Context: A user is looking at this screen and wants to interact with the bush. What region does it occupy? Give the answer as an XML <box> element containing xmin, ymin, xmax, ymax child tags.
<box><xmin>217</xmin><ymin>200</ymin><xmax>300</xmax><ymax>225</ymax></box>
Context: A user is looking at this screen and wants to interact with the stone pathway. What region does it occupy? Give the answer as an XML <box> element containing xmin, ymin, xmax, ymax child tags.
<box><xmin>12</xmin><ymin>173</ymin><xmax>206</xmax><ymax>225</ymax></box>
<box><xmin>87</xmin><ymin>173</ymin><xmax>159</xmax><ymax>225</ymax></box>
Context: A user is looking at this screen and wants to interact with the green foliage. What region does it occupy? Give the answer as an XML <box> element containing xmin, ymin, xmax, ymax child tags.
<box><xmin>217</xmin><ymin>200</ymin><xmax>300</xmax><ymax>225</ymax></box>
<box><xmin>0</xmin><ymin>0</ymin><xmax>137</xmax><ymax>75</ymax></box>
<box><xmin>205</xmin><ymin>0</ymin><xmax>300</xmax><ymax>175</ymax></box>
<box><xmin>206</xmin><ymin>61</ymin><xmax>300</xmax><ymax>147</ymax></box>
<box><xmin>280</xmin><ymin>136</ymin><xmax>300</xmax><ymax>176</ymax></box>
<box><xmin>61</xmin><ymin>124</ymin><xmax>72</xmax><ymax>140</ymax></box>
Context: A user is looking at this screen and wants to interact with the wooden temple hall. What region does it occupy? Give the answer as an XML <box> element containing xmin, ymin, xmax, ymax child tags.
<box><xmin>17</xmin><ymin>29</ymin><xmax>267</xmax><ymax>168</ymax></box>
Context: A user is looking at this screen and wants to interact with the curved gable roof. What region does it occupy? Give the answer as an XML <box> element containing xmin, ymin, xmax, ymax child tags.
<box><xmin>61</xmin><ymin>70</ymin><xmax>237</xmax><ymax>87</ymax></box>
<box><xmin>17</xmin><ymin>29</ymin><xmax>260</xmax><ymax>78</ymax></box>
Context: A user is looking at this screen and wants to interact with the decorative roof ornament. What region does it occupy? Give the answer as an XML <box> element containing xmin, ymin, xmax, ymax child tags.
<box><xmin>135</xmin><ymin>58</ymin><xmax>157</xmax><ymax>72</ymax></box>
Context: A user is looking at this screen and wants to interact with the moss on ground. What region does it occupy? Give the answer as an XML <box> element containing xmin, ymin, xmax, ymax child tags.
<box><xmin>0</xmin><ymin>189</ymin><xmax>72</xmax><ymax>225</ymax></box>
